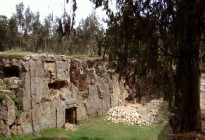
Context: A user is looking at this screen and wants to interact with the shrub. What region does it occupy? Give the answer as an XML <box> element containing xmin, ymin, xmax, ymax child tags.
<box><xmin>9</xmin><ymin>93</ymin><xmax>22</xmax><ymax>109</ymax></box>
<box><xmin>0</xmin><ymin>92</ymin><xmax>4</xmax><ymax>102</ymax></box>
<box><xmin>3</xmin><ymin>78</ymin><xmax>9</xmax><ymax>85</ymax></box>
<box><xmin>3</xmin><ymin>85</ymin><xmax>12</xmax><ymax>90</ymax></box>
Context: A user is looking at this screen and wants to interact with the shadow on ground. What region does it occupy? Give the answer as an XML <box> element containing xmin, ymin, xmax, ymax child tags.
<box><xmin>158</xmin><ymin>123</ymin><xmax>173</xmax><ymax>140</ymax></box>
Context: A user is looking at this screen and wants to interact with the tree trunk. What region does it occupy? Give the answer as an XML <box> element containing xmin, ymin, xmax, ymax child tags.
<box><xmin>177</xmin><ymin>48</ymin><xmax>201</xmax><ymax>132</ymax></box>
<box><xmin>174</xmin><ymin>1</ymin><xmax>205</xmax><ymax>132</ymax></box>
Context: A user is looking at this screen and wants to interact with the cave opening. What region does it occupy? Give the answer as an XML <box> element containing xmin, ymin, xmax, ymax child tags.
<box><xmin>65</xmin><ymin>107</ymin><xmax>77</xmax><ymax>124</ymax></box>
<box><xmin>48</xmin><ymin>81</ymin><xmax>68</xmax><ymax>89</ymax></box>
<box><xmin>3</xmin><ymin>66</ymin><xmax>20</xmax><ymax>78</ymax></box>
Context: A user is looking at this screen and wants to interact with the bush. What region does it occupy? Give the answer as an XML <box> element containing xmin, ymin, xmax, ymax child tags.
<box><xmin>9</xmin><ymin>93</ymin><xmax>22</xmax><ymax>109</ymax></box>
<box><xmin>3</xmin><ymin>78</ymin><xmax>9</xmax><ymax>85</ymax></box>
<box><xmin>0</xmin><ymin>92</ymin><xmax>4</xmax><ymax>102</ymax></box>
<box><xmin>3</xmin><ymin>85</ymin><xmax>12</xmax><ymax>90</ymax></box>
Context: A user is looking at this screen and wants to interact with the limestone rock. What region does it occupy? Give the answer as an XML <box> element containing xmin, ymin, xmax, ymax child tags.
<box><xmin>1</xmin><ymin>124</ymin><xmax>11</xmax><ymax>138</ymax></box>
<box><xmin>86</xmin><ymin>84</ymin><xmax>102</xmax><ymax>116</ymax></box>
<box><xmin>23</xmin><ymin>55</ymin><xmax>31</xmax><ymax>61</ymax></box>
<box><xmin>16</xmin><ymin>111</ymin><xmax>33</xmax><ymax>134</ymax></box>
<box><xmin>5</xmin><ymin>96</ymin><xmax>16</xmax><ymax>126</ymax></box>
<box><xmin>0</xmin><ymin>55</ymin><xmax>128</xmax><ymax>136</ymax></box>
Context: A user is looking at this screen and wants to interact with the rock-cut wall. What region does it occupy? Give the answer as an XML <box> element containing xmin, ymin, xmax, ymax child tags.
<box><xmin>0</xmin><ymin>54</ymin><xmax>128</xmax><ymax>137</ymax></box>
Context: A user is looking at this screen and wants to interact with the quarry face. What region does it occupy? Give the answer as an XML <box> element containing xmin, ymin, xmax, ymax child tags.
<box><xmin>0</xmin><ymin>54</ymin><xmax>128</xmax><ymax>137</ymax></box>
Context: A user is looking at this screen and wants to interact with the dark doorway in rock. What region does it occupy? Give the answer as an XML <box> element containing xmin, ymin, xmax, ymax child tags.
<box><xmin>3</xmin><ymin>66</ymin><xmax>20</xmax><ymax>77</ymax></box>
<box><xmin>65</xmin><ymin>107</ymin><xmax>77</xmax><ymax>124</ymax></box>
<box><xmin>48</xmin><ymin>81</ymin><xmax>67</xmax><ymax>89</ymax></box>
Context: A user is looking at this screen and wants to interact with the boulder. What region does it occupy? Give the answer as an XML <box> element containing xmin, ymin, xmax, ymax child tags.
<box><xmin>5</xmin><ymin>95</ymin><xmax>16</xmax><ymax>126</ymax></box>
<box><xmin>85</xmin><ymin>84</ymin><xmax>102</xmax><ymax>116</ymax></box>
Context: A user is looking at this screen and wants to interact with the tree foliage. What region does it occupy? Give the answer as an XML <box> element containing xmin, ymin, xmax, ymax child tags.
<box><xmin>91</xmin><ymin>0</ymin><xmax>205</xmax><ymax>133</ymax></box>
<box><xmin>0</xmin><ymin>2</ymin><xmax>104</xmax><ymax>55</ymax></box>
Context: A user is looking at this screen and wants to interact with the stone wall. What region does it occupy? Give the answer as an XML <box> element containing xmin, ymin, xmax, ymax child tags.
<box><xmin>0</xmin><ymin>54</ymin><xmax>128</xmax><ymax>137</ymax></box>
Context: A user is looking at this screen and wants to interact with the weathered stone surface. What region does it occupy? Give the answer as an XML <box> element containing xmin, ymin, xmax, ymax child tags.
<box><xmin>17</xmin><ymin>111</ymin><xmax>33</xmax><ymax>134</ymax></box>
<box><xmin>23</xmin><ymin>55</ymin><xmax>31</xmax><ymax>61</ymax></box>
<box><xmin>1</xmin><ymin>124</ymin><xmax>10</xmax><ymax>137</ymax></box>
<box><xmin>0</xmin><ymin>102</ymin><xmax>8</xmax><ymax>121</ymax></box>
<box><xmin>10</xmin><ymin>125</ymin><xmax>17</xmax><ymax>135</ymax></box>
<box><xmin>40</xmin><ymin>101</ymin><xmax>56</xmax><ymax>129</ymax></box>
<box><xmin>32</xmin><ymin>107</ymin><xmax>41</xmax><ymax>133</ymax></box>
<box><xmin>11</xmin><ymin>59</ymin><xmax>19</xmax><ymax>66</ymax></box>
<box><xmin>86</xmin><ymin>84</ymin><xmax>102</xmax><ymax>116</ymax></box>
<box><xmin>56</xmin><ymin>100</ymin><xmax>66</xmax><ymax>128</ymax></box>
<box><xmin>20</xmin><ymin>121</ymin><xmax>33</xmax><ymax>134</ymax></box>
<box><xmin>2</xmin><ymin>58</ymin><xmax>11</xmax><ymax>66</ymax></box>
<box><xmin>111</xmin><ymin>75</ymin><xmax>121</xmax><ymax>107</ymax></box>
<box><xmin>0</xmin><ymin>55</ymin><xmax>128</xmax><ymax>136</ymax></box>
<box><xmin>22</xmin><ymin>71</ymin><xmax>31</xmax><ymax>111</ymax></box>
<box><xmin>76</xmin><ymin>102</ymin><xmax>87</xmax><ymax>122</ymax></box>
<box><xmin>31</xmin><ymin>54</ymin><xmax>40</xmax><ymax>61</ymax></box>
<box><xmin>44</xmin><ymin>62</ymin><xmax>56</xmax><ymax>82</ymax></box>
<box><xmin>96</xmin><ymin>76</ymin><xmax>111</xmax><ymax>114</ymax></box>
<box><xmin>56</xmin><ymin>60</ymin><xmax>69</xmax><ymax>81</ymax></box>
<box><xmin>5</xmin><ymin>95</ymin><xmax>16</xmax><ymax>126</ymax></box>
<box><xmin>0</xmin><ymin>119</ymin><xmax>6</xmax><ymax>136</ymax></box>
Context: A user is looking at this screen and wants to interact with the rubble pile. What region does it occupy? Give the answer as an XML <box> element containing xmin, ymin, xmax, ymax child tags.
<box><xmin>106</xmin><ymin>99</ymin><xmax>166</xmax><ymax>125</ymax></box>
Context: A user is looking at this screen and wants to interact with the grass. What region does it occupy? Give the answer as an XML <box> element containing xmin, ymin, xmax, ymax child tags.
<box><xmin>0</xmin><ymin>50</ymin><xmax>102</xmax><ymax>62</ymax></box>
<box><xmin>68</xmin><ymin>54</ymin><xmax>102</xmax><ymax>61</ymax></box>
<box><xmin>0</xmin><ymin>50</ymin><xmax>34</xmax><ymax>57</ymax></box>
<box><xmin>0</xmin><ymin>117</ymin><xmax>170</xmax><ymax>140</ymax></box>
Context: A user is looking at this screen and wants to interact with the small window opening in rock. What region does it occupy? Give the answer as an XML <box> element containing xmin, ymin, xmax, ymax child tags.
<box><xmin>3</xmin><ymin>66</ymin><xmax>20</xmax><ymax>77</ymax></box>
<box><xmin>48</xmin><ymin>81</ymin><xmax>68</xmax><ymax>89</ymax></box>
<box><xmin>65</xmin><ymin>107</ymin><xmax>77</xmax><ymax>124</ymax></box>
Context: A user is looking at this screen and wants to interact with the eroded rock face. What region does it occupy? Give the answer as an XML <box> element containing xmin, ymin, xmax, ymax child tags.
<box><xmin>0</xmin><ymin>55</ymin><xmax>128</xmax><ymax>136</ymax></box>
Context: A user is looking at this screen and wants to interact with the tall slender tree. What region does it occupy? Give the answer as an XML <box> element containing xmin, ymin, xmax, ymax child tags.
<box><xmin>15</xmin><ymin>2</ymin><xmax>25</xmax><ymax>49</ymax></box>
<box><xmin>7</xmin><ymin>17</ymin><xmax>18</xmax><ymax>49</ymax></box>
<box><xmin>90</xmin><ymin>0</ymin><xmax>205</xmax><ymax>133</ymax></box>
<box><xmin>0</xmin><ymin>15</ymin><xmax>8</xmax><ymax>51</ymax></box>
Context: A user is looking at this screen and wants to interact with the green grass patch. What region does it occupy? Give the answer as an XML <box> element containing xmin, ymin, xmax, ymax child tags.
<box><xmin>0</xmin><ymin>50</ymin><xmax>102</xmax><ymax>62</ymax></box>
<box><xmin>0</xmin><ymin>49</ymin><xmax>34</xmax><ymax>57</ymax></box>
<box><xmin>69</xmin><ymin>54</ymin><xmax>102</xmax><ymax>61</ymax></box>
<box><xmin>4</xmin><ymin>117</ymin><xmax>170</xmax><ymax>140</ymax></box>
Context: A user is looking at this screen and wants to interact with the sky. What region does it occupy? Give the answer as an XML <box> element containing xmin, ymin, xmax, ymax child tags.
<box><xmin>0</xmin><ymin>0</ymin><xmax>107</xmax><ymax>27</ymax></box>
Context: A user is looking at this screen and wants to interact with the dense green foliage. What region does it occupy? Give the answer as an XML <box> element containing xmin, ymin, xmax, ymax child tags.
<box><xmin>0</xmin><ymin>2</ymin><xmax>104</xmax><ymax>55</ymax></box>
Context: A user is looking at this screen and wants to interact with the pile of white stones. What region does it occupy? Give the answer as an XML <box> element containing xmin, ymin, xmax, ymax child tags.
<box><xmin>106</xmin><ymin>99</ymin><xmax>166</xmax><ymax>125</ymax></box>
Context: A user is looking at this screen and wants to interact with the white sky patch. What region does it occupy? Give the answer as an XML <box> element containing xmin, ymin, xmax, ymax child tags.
<box><xmin>0</xmin><ymin>0</ymin><xmax>107</xmax><ymax>27</ymax></box>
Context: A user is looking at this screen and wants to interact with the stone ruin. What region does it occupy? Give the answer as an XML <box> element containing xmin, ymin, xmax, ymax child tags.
<box><xmin>0</xmin><ymin>54</ymin><xmax>128</xmax><ymax>137</ymax></box>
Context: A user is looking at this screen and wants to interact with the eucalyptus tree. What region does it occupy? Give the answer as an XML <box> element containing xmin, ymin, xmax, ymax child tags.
<box><xmin>0</xmin><ymin>15</ymin><xmax>8</xmax><ymax>51</ymax></box>
<box><xmin>43</xmin><ymin>15</ymin><xmax>52</xmax><ymax>52</ymax></box>
<box><xmin>74</xmin><ymin>13</ymin><xmax>104</xmax><ymax>54</ymax></box>
<box><xmin>24</xmin><ymin>7</ymin><xmax>33</xmax><ymax>36</ymax></box>
<box><xmin>89</xmin><ymin>0</ymin><xmax>205</xmax><ymax>133</ymax></box>
<box><xmin>7</xmin><ymin>17</ymin><xmax>18</xmax><ymax>49</ymax></box>
<box><xmin>31</xmin><ymin>12</ymin><xmax>44</xmax><ymax>52</ymax></box>
<box><xmin>15</xmin><ymin>2</ymin><xmax>25</xmax><ymax>49</ymax></box>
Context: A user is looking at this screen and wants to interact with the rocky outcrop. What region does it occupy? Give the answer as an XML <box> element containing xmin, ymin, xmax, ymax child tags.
<box><xmin>0</xmin><ymin>54</ymin><xmax>128</xmax><ymax>137</ymax></box>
